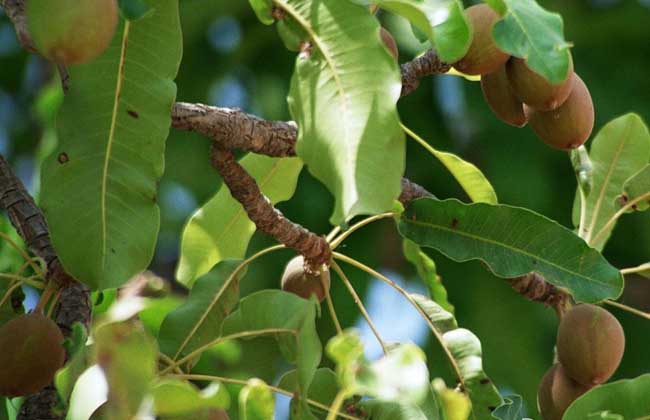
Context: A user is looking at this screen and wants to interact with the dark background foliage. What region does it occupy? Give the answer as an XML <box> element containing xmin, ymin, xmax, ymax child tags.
<box><xmin>1</xmin><ymin>0</ymin><xmax>649</xmax><ymax>416</ymax></box>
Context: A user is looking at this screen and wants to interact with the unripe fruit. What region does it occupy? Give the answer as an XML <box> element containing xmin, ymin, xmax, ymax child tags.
<box><xmin>281</xmin><ymin>256</ymin><xmax>330</xmax><ymax>302</ymax></box>
<box><xmin>480</xmin><ymin>62</ymin><xmax>527</xmax><ymax>127</ymax></box>
<box><xmin>507</xmin><ymin>56</ymin><xmax>574</xmax><ymax>111</ymax></box>
<box><xmin>537</xmin><ymin>364</ymin><xmax>592</xmax><ymax>420</ymax></box>
<box><xmin>27</xmin><ymin>0</ymin><xmax>118</xmax><ymax>65</ymax></box>
<box><xmin>453</xmin><ymin>5</ymin><xmax>509</xmax><ymax>76</ymax></box>
<box><xmin>525</xmin><ymin>74</ymin><xmax>594</xmax><ymax>150</ymax></box>
<box><xmin>557</xmin><ymin>304</ymin><xmax>625</xmax><ymax>386</ymax></box>
<box><xmin>380</xmin><ymin>28</ymin><xmax>398</xmax><ymax>61</ymax></box>
<box><xmin>0</xmin><ymin>313</ymin><xmax>66</xmax><ymax>396</ymax></box>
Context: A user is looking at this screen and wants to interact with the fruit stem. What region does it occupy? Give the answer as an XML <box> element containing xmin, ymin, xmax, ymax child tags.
<box><xmin>331</xmin><ymin>260</ymin><xmax>388</xmax><ymax>355</ymax></box>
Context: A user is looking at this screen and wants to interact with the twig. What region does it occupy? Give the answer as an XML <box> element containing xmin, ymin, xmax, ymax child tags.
<box><xmin>210</xmin><ymin>145</ymin><xmax>331</xmax><ymax>268</ymax></box>
<box><xmin>329</xmin><ymin>212</ymin><xmax>394</xmax><ymax>249</ymax></box>
<box><xmin>0</xmin><ymin>0</ymin><xmax>35</xmax><ymax>51</ymax></box>
<box><xmin>507</xmin><ymin>273</ymin><xmax>571</xmax><ymax>318</ymax></box>
<box><xmin>604</xmin><ymin>299</ymin><xmax>650</xmax><ymax>320</ymax></box>
<box><xmin>590</xmin><ymin>192</ymin><xmax>650</xmax><ymax>246</ymax></box>
<box><xmin>621</xmin><ymin>263</ymin><xmax>650</xmax><ymax>276</ymax></box>
<box><xmin>400</xmin><ymin>49</ymin><xmax>452</xmax><ymax>97</ymax></box>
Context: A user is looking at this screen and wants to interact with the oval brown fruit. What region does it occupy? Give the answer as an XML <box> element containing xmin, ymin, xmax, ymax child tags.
<box><xmin>538</xmin><ymin>364</ymin><xmax>592</xmax><ymax>420</ymax></box>
<box><xmin>453</xmin><ymin>4</ymin><xmax>509</xmax><ymax>76</ymax></box>
<box><xmin>557</xmin><ymin>304</ymin><xmax>625</xmax><ymax>386</ymax></box>
<box><xmin>281</xmin><ymin>256</ymin><xmax>331</xmax><ymax>302</ymax></box>
<box><xmin>28</xmin><ymin>0</ymin><xmax>118</xmax><ymax>65</ymax></box>
<box><xmin>481</xmin><ymin>62</ymin><xmax>528</xmax><ymax>127</ymax></box>
<box><xmin>526</xmin><ymin>74</ymin><xmax>594</xmax><ymax>150</ymax></box>
<box><xmin>507</xmin><ymin>56</ymin><xmax>575</xmax><ymax>111</ymax></box>
<box><xmin>0</xmin><ymin>313</ymin><xmax>66</xmax><ymax>397</ymax></box>
<box><xmin>380</xmin><ymin>27</ymin><xmax>398</xmax><ymax>61</ymax></box>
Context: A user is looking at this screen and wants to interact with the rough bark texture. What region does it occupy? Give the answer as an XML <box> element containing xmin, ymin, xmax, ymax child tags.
<box><xmin>210</xmin><ymin>145</ymin><xmax>331</xmax><ymax>268</ymax></box>
<box><xmin>0</xmin><ymin>0</ymin><xmax>35</xmax><ymax>51</ymax></box>
<box><xmin>508</xmin><ymin>273</ymin><xmax>571</xmax><ymax>316</ymax></box>
<box><xmin>398</xmin><ymin>177</ymin><xmax>435</xmax><ymax>205</ymax></box>
<box><xmin>400</xmin><ymin>49</ymin><xmax>452</xmax><ymax>97</ymax></box>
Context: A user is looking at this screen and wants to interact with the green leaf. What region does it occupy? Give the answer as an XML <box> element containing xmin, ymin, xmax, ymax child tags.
<box><xmin>489</xmin><ymin>0</ymin><xmax>572</xmax><ymax>84</ymax></box>
<box><xmin>619</xmin><ymin>164</ymin><xmax>650</xmax><ymax>212</ymax></box>
<box><xmin>151</xmin><ymin>378</ymin><xmax>230</xmax><ymax>417</ymax></box>
<box><xmin>248</xmin><ymin>0</ymin><xmax>275</xmax><ymax>25</ymax></box>
<box><xmin>239</xmin><ymin>378</ymin><xmax>275</xmax><ymax>420</ymax></box>
<box><xmin>41</xmin><ymin>1</ymin><xmax>182</xmax><ymax>290</ymax></box>
<box><xmin>564</xmin><ymin>374</ymin><xmax>650</xmax><ymax>420</ymax></box>
<box><xmin>573</xmin><ymin>114</ymin><xmax>650</xmax><ymax>250</ymax></box>
<box><xmin>93</xmin><ymin>322</ymin><xmax>157</xmax><ymax>419</ymax></box>
<box><xmin>403</xmin><ymin>239</ymin><xmax>454</xmax><ymax>313</ymax></box>
<box><xmin>176</xmin><ymin>155</ymin><xmax>302</xmax><ymax>287</ymax></box>
<box><xmin>284</xmin><ymin>0</ymin><xmax>405</xmax><ymax>224</ymax></box>
<box><xmin>400</xmin><ymin>198</ymin><xmax>623</xmax><ymax>303</ymax></box>
<box><xmin>222</xmin><ymin>290</ymin><xmax>321</xmax><ymax>418</ymax></box>
<box><xmin>403</xmin><ymin>126</ymin><xmax>497</xmax><ymax>205</ymax></box>
<box><xmin>118</xmin><ymin>0</ymin><xmax>154</xmax><ymax>20</ymax></box>
<box><xmin>491</xmin><ymin>395</ymin><xmax>527</xmax><ymax>420</ymax></box>
<box><xmin>139</xmin><ymin>296</ymin><xmax>183</xmax><ymax>338</ymax></box>
<box><xmin>412</xmin><ymin>294</ymin><xmax>502</xmax><ymax>420</ymax></box>
<box><xmin>159</xmin><ymin>260</ymin><xmax>242</xmax><ymax>360</ymax></box>
<box><xmin>364</xmin><ymin>0</ymin><xmax>471</xmax><ymax>62</ymax></box>
<box><xmin>278</xmin><ymin>368</ymin><xmax>339</xmax><ymax>419</ymax></box>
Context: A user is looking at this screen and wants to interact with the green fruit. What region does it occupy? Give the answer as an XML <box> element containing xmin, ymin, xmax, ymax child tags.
<box><xmin>0</xmin><ymin>313</ymin><xmax>66</xmax><ymax>397</ymax></box>
<box><xmin>507</xmin><ymin>56</ymin><xmax>575</xmax><ymax>111</ymax></box>
<box><xmin>538</xmin><ymin>364</ymin><xmax>592</xmax><ymax>420</ymax></box>
<box><xmin>453</xmin><ymin>4</ymin><xmax>509</xmax><ymax>76</ymax></box>
<box><xmin>380</xmin><ymin>27</ymin><xmax>398</xmax><ymax>61</ymax></box>
<box><xmin>557</xmin><ymin>304</ymin><xmax>625</xmax><ymax>386</ymax></box>
<box><xmin>525</xmin><ymin>74</ymin><xmax>594</xmax><ymax>150</ymax></box>
<box><xmin>281</xmin><ymin>256</ymin><xmax>330</xmax><ymax>302</ymax></box>
<box><xmin>28</xmin><ymin>0</ymin><xmax>118</xmax><ymax>65</ymax></box>
<box><xmin>480</xmin><ymin>62</ymin><xmax>527</xmax><ymax>127</ymax></box>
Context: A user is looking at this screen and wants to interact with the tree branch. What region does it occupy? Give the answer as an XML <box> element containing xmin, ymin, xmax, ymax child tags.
<box><xmin>0</xmin><ymin>155</ymin><xmax>91</xmax><ymax>420</ymax></box>
<box><xmin>508</xmin><ymin>273</ymin><xmax>571</xmax><ymax>317</ymax></box>
<box><xmin>400</xmin><ymin>49</ymin><xmax>452</xmax><ymax>97</ymax></box>
<box><xmin>0</xmin><ymin>0</ymin><xmax>35</xmax><ymax>52</ymax></box>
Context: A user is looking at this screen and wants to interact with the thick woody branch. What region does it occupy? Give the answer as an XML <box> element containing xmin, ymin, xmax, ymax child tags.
<box><xmin>0</xmin><ymin>0</ymin><xmax>35</xmax><ymax>51</ymax></box>
<box><xmin>400</xmin><ymin>49</ymin><xmax>452</xmax><ymax>97</ymax></box>
<box><xmin>210</xmin><ymin>145</ymin><xmax>331</xmax><ymax>268</ymax></box>
<box><xmin>508</xmin><ymin>273</ymin><xmax>571</xmax><ymax>317</ymax></box>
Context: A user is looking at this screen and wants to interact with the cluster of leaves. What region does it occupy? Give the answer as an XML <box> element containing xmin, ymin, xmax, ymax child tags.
<box><xmin>1</xmin><ymin>0</ymin><xmax>650</xmax><ymax>419</ymax></box>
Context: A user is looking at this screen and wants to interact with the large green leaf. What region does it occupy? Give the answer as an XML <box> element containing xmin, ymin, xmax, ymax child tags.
<box><xmin>620</xmin><ymin>164</ymin><xmax>650</xmax><ymax>212</ymax></box>
<box><xmin>176</xmin><ymin>155</ymin><xmax>302</xmax><ymax>287</ymax></box>
<box><xmin>400</xmin><ymin>198</ymin><xmax>623</xmax><ymax>303</ymax></box>
<box><xmin>403</xmin><ymin>239</ymin><xmax>454</xmax><ymax>313</ymax></box>
<box><xmin>564</xmin><ymin>375</ymin><xmax>650</xmax><ymax>420</ymax></box>
<box><xmin>93</xmin><ymin>322</ymin><xmax>157</xmax><ymax>420</ymax></box>
<box><xmin>41</xmin><ymin>1</ymin><xmax>182</xmax><ymax>290</ymax></box>
<box><xmin>573</xmin><ymin>114</ymin><xmax>650</xmax><ymax>250</ymax></box>
<box><xmin>354</xmin><ymin>0</ymin><xmax>471</xmax><ymax>62</ymax></box>
<box><xmin>488</xmin><ymin>0</ymin><xmax>572</xmax><ymax>84</ymax></box>
<box><xmin>222</xmin><ymin>290</ymin><xmax>321</xmax><ymax>419</ymax></box>
<box><xmin>412</xmin><ymin>294</ymin><xmax>501</xmax><ymax>420</ymax></box>
<box><xmin>159</xmin><ymin>260</ymin><xmax>242</xmax><ymax>360</ymax></box>
<box><xmin>282</xmin><ymin>0</ymin><xmax>405</xmax><ymax>225</ymax></box>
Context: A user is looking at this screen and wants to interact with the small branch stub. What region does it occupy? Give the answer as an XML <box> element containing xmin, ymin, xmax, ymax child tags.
<box><xmin>508</xmin><ymin>273</ymin><xmax>571</xmax><ymax>317</ymax></box>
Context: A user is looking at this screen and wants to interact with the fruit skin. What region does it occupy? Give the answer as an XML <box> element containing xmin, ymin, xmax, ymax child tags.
<box><xmin>281</xmin><ymin>256</ymin><xmax>331</xmax><ymax>302</ymax></box>
<box><xmin>480</xmin><ymin>62</ymin><xmax>528</xmax><ymax>127</ymax></box>
<box><xmin>0</xmin><ymin>313</ymin><xmax>66</xmax><ymax>397</ymax></box>
<box><xmin>453</xmin><ymin>4</ymin><xmax>509</xmax><ymax>76</ymax></box>
<box><xmin>28</xmin><ymin>0</ymin><xmax>119</xmax><ymax>65</ymax></box>
<box><xmin>538</xmin><ymin>364</ymin><xmax>592</xmax><ymax>420</ymax></box>
<box><xmin>557</xmin><ymin>304</ymin><xmax>625</xmax><ymax>386</ymax></box>
<box><xmin>507</xmin><ymin>56</ymin><xmax>574</xmax><ymax>111</ymax></box>
<box><xmin>207</xmin><ymin>409</ymin><xmax>230</xmax><ymax>420</ymax></box>
<box><xmin>380</xmin><ymin>28</ymin><xmax>398</xmax><ymax>61</ymax></box>
<box><xmin>525</xmin><ymin>74</ymin><xmax>594</xmax><ymax>150</ymax></box>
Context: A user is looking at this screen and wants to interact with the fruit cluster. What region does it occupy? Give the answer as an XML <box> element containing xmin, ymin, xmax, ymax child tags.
<box><xmin>454</xmin><ymin>5</ymin><xmax>595</xmax><ymax>150</ymax></box>
<box><xmin>538</xmin><ymin>304</ymin><xmax>625</xmax><ymax>420</ymax></box>
<box><xmin>0</xmin><ymin>312</ymin><xmax>66</xmax><ymax>397</ymax></box>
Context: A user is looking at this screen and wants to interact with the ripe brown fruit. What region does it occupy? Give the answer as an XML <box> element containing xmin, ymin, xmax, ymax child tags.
<box><xmin>281</xmin><ymin>256</ymin><xmax>330</xmax><ymax>302</ymax></box>
<box><xmin>453</xmin><ymin>4</ymin><xmax>509</xmax><ymax>76</ymax></box>
<box><xmin>27</xmin><ymin>0</ymin><xmax>119</xmax><ymax>65</ymax></box>
<box><xmin>480</xmin><ymin>62</ymin><xmax>527</xmax><ymax>127</ymax></box>
<box><xmin>525</xmin><ymin>74</ymin><xmax>594</xmax><ymax>150</ymax></box>
<box><xmin>538</xmin><ymin>364</ymin><xmax>592</xmax><ymax>420</ymax></box>
<box><xmin>0</xmin><ymin>313</ymin><xmax>66</xmax><ymax>397</ymax></box>
<box><xmin>507</xmin><ymin>56</ymin><xmax>575</xmax><ymax>111</ymax></box>
<box><xmin>380</xmin><ymin>28</ymin><xmax>399</xmax><ymax>61</ymax></box>
<box><xmin>557</xmin><ymin>304</ymin><xmax>625</xmax><ymax>386</ymax></box>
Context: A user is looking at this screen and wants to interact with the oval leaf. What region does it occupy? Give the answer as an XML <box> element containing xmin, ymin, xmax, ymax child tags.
<box><xmin>41</xmin><ymin>2</ymin><xmax>182</xmax><ymax>290</ymax></box>
<box><xmin>564</xmin><ymin>374</ymin><xmax>650</xmax><ymax>420</ymax></box>
<box><xmin>619</xmin><ymin>164</ymin><xmax>650</xmax><ymax>212</ymax></box>
<box><xmin>400</xmin><ymin>198</ymin><xmax>623</xmax><ymax>303</ymax></box>
<box><xmin>573</xmin><ymin>114</ymin><xmax>650</xmax><ymax>250</ymax></box>
<box><xmin>176</xmin><ymin>155</ymin><xmax>302</xmax><ymax>287</ymax></box>
<box><xmin>490</xmin><ymin>0</ymin><xmax>572</xmax><ymax>84</ymax></box>
<box><xmin>283</xmin><ymin>0</ymin><xmax>405</xmax><ymax>224</ymax></box>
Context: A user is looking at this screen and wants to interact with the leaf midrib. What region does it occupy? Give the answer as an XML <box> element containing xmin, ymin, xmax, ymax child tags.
<box><xmin>101</xmin><ymin>22</ymin><xmax>131</xmax><ymax>269</ymax></box>
<box><xmin>404</xmin><ymin>218</ymin><xmax>614</xmax><ymax>289</ymax></box>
